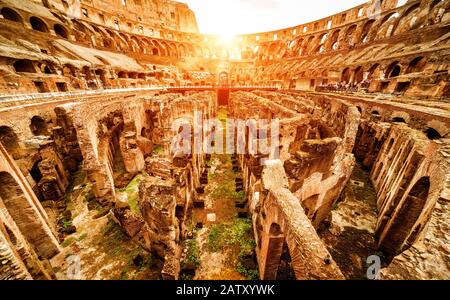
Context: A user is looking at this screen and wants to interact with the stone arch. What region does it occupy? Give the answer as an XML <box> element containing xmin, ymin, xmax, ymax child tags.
<box><xmin>380</xmin><ymin>177</ymin><xmax>430</xmax><ymax>255</ymax></box>
<box><xmin>354</xmin><ymin>66</ymin><xmax>364</xmax><ymax>83</ymax></box>
<box><xmin>39</xmin><ymin>62</ymin><xmax>57</xmax><ymax>74</ymax></box>
<box><xmin>0</xmin><ymin>172</ymin><xmax>57</xmax><ymax>258</ymax></box>
<box><xmin>178</xmin><ymin>44</ymin><xmax>188</xmax><ymax>57</ymax></box>
<box><xmin>424</xmin><ymin>127</ymin><xmax>441</xmax><ymax>140</ymax></box>
<box><xmin>261</xmin><ymin>222</ymin><xmax>285</xmax><ymax>279</ymax></box>
<box><xmin>53</xmin><ymin>24</ymin><xmax>69</xmax><ymax>38</ymax></box>
<box><xmin>368</xmin><ymin>63</ymin><xmax>381</xmax><ymax>80</ymax></box>
<box><xmin>327</xmin><ymin>30</ymin><xmax>340</xmax><ymax>50</ymax></box>
<box><xmin>0</xmin><ymin>126</ymin><xmax>21</xmax><ymax>159</ymax></box>
<box><xmin>62</xmin><ymin>64</ymin><xmax>77</xmax><ymax>76</ymax></box>
<box><xmin>344</xmin><ymin>24</ymin><xmax>357</xmax><ymax>45</ymax></box>
<box><xmin>391</xmin><ymin>111</ymin><xmax>410</xmax><ymax>123</ymax></box>
<box><xmin>341</xmin><ymin>67</ymin><xmax>352</xmax><ymax>83</ymax></box>
<box><xmin>1</xmin><ymin>7</ymin><xmax>23</xmax><ymax>23</ymax></box>
<box><xmin>130</xmin><ymin>36</ymin><xmax>141</xmax><ymax>52</ymax></box>
<box><xmin>393</xmin><ymin>3</ymin><xmax>422</xmax><ymax>35</ymax></box>
<box><xmin>406</xmin><ymin>56</ymin><xmax>426</xmax><ymax>74</ymax></box>
<box><xmin>29</xmin><ymin>16</ymin><xmax>49</xmax><ymax>32</ymax></box>
<box><xmin>359</xmin><ymin>19</ymin><xmax>375</xmax><ymax>43</ymax></box>
<box><xmin>118</xmin><ymin>71</ymin><xmax>128</xmax><ymax>78</ymax></box>
<box><xmin>30</xmin><ymin>116</ymin><xmax>49</xmax><ymax>136</ymax></box>
<box><xmin>386</xmin><ymin>61</ymin><xmax>401</xmax><ymax>78</ymax></box>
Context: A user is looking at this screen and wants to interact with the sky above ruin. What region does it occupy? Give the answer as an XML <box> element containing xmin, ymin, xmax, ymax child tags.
<box><xmin>179</xmin><ymin>0</ymin><xmax>368</xmax><ymax>37</ymax></box>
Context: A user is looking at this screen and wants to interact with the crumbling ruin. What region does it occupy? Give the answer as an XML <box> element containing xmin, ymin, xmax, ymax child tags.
<box><xmin>0</xmin><ymin>0</ymin><xmax>449</xmax><ymax>280</ymax></box>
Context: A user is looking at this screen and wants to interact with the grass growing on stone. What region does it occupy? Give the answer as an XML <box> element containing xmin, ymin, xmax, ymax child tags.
<box><xmin>117</xmin><ymin>173</ymin><xmax>146</xmax><ymax>215</ymax></box>
<box><xmin>209</xmin><ymin>155</ymin><xmax>243</xmax><ymax>201</ymax></box>
<box><xmin>182</xmin><ymin>236</ymin><xmax>201</xmax><ymax>268</ymax></box>
<box><xmin>236</xmin><ymin>261</ymin><xmax>259</xmax><ymax>280</ymax></box>
<box><xmin>95</xmin><ymin>220</ymin><xmax>128</xmax><ymax>258</ymax></box>
<box><xmin>207</xmin><ymin>218</ymin><xmax>258</xmax><ymax>280</ymax></box>
<box><xmin>61</xmin><ymin>237</ymin><xmax>76</xmax><ymax>248</ymax></box>
<box><xmin>119</xmin><ymin>248</ymin><xmax>154</xmax><ymax>280</ymax></box>
<box><xmin>77</xmin><ymin>233</ymin><xmax>88</xmax><ymax>241</ymax></box>
<box><xmin>207</xmin><ymin>218</ymin><xmax>255</xmax><ymax>254</ymax></box>
<box><xmin>152</xmin><ymin>144</ymin><xmax>164</xmax><ymax>155</ymax></box>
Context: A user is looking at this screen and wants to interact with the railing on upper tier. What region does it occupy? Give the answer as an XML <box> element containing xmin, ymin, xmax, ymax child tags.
<box><xmin>0</xmin><ymin>85</ymin><xmax>280</xmax><ymax>103</ymax></box>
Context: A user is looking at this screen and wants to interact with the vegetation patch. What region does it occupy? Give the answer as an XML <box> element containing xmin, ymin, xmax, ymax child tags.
<box><xmin>207</xmin><ymin>218</ymin><xmax>258</xmax><ymax>279</ymax></box>
<box><xmin>236</xmin><ymin>261</ymin><xmax>259</xmax><ymax>280</ymax></box>
<box><xmin>77</xmin><ymin>233</ymin><xmax>88</xmax><ymax>241</ymax></box>
<box><xmin>117</xmin><ymin>173</ymin><xmax>145</xmax><ymax>215</ymax></box>
<box><xmin>207</xmin><ymin>218</ymin><xmax>255</xmax><ymax>255</ymax></box>
<box><xmin>152</xmin><ymin>144</ymin><xmax>164</xmax><ymax>155</ymax></box>
<box><xmin>182</xmin><ymin>236</ymin><xmax>201</xmax><ymax>269</ymax></box>
<box><xmin>61</xmin><ymin>237</ymin><xmax>76</xmax><ymax>248</ymax></box>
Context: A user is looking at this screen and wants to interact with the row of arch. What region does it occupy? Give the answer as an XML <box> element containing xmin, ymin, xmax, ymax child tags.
<box><xmin>256</xmin><ymin>0</ymin><xmax>447</xmax><ymax>60</ymax></box>
<box><xmin>340</xmin><ymin>56</ymin><xmax>428</xmax><ymax>84</ymax></box>
<box><xmin>0</xmin><ymin>7</ymin><xmax>69</xmax><ymax>39</ymax></box>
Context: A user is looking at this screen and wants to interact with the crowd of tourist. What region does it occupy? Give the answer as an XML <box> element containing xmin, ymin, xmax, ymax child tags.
<box><xmin>316</xmin><ymin>79</ymin><xmax>371</xmax><ymax>93</ymax></box>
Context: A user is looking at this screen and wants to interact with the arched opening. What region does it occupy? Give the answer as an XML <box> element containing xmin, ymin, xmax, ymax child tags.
<box><xmin>406</xmin><ymin>57</ymin><xmax>426</xmax><ymax>74</ymax></box>
<box><xmin>380</xmin><ymin>177</ymin><xmax>430</xmax><ymax>255</ymax></box>
<box><xmin>30</xmin><ymin>160</ymin><xmax>43</xmax><ymax>185</ymax></box>
<box><xmin>30</xmin><ymin>17</ymin><xmax>49</xmax><ymax>32</ymax></box>
<box><xmin>269</xmin><ymin>223</ymin><xmax>282</xmax><ymax>235</ymax></box>
<box><xmin>141</xmin><ymin>127</ymin><xmax>147</xmax><ymax>138</ymax></box>
<box><xmin>93</xmin><ymin>69</ymin><xmax>106</xmax><ymax>87</ymax></box>
<box><xmin>386</xmin><ymin>62</ymin><xmax>401</xmax><ymax>78</ymax></box>
<box><xmin>13</xmin><ymin>60</ymin><xmax>35</xmax><ymax>73</ymax></box>
<box><xmin>341</xmin><ymin>67</ymin><xmax>352</xmax><ymax>83</ymax></box>
<box><xmin>425</xmin><ymin>128</ymin><xmax>441</xmax><ymax>140</ymax></box>
<box><xmin>30</xmin><ymin>116</ymin><xmax>49</xmax><ymax>136</ymax></box>
<box><xmin>354</xmin><ymin>66</ymin><xmax>364</xmax><ymax>83</ymax></box>
<box><xmin>0</xmin><ymin>126</ymin><xmax>21</xmax><ymax>159</ymax></box>
<box><xmin>118</xmin><ymin>71</ymin><xmax>128</xmax><ymax>79</ymax></box>
<box><xmin>344</xmin><ymin>24</ymin><xmax>357</xmax><ymax>45</ymax></box>
<box><xmin>360</xmin><ymin>19</ymin><xmax>375</xmax><ymax>43</ymax></box>
<box><xmin>1</xmin><ymin>7</ymin><xmax>23</xmax><ymax>23</ymax></box>
<box><xmin>152</xmin><ymin>48</ymin><xmax>159</xmax><ymax>55</ymax></box>
<box><xmin>262</xmin><ymin>222</ymin><xmax>286</xmax><ymax>279</ymax></box>
<box><xmin>328</xmin><ymin>30</ymin><xmax>340</xmax><ymax>49</ymax></box>
<box><xmin>53</xmin><ymin>24</ymin><xmax>68</xmax><ymax>38</ymax></box>
<box><xmin>368</xmin><ymin>63</ymin><xmax>381</xmax><ymax>80</ymax></box>
<box><xmin>392</xmin><ymin>117</ymin><xmax>406</xmax><ymax>123</ymax></box>
<box><xmin>40</xmin><ymin>63</ymin><xmax>56</xmax><ymax>74</ymax></box>
<box><xmin>0</xmin><ymin>171</ymin><xmax>54</xmax><ymax>257</ymax></box>
<box><xmin>62</xmin><ymin>64</ymin><xmax>76</xmax><ymax>76</ymax></box>
<box><xmin>218</xmin><ymin>71</ymin><xmax>229</xmax><ymax>86</ymax></box>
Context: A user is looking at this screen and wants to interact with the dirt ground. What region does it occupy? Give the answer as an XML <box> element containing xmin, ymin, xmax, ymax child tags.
<box><xmin>50</xmin><ymin>171</ymin><xmax>162</xmax><ymax>280</ymax></box>
<box><xmin>192</xmin><ymin>154</ymin><xmax>247</xmax><ymax>280</ymax></box>
<box><xmin>319</xmin><ymin>163</ymin><xmax>380</xmax><ymax>280</ymax></box>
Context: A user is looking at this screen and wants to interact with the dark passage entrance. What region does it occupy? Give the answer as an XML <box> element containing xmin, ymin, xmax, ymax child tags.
<box><xmin>217</xmin><ymin>89</ymin><xmax>229</xmax><ymax>106</ymax></box>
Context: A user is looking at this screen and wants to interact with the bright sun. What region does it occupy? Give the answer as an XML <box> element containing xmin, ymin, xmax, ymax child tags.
<box><xmin>218</xmin><ymin>32</ymin><xmax>236</xmax><ymax>44</ymax></box>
